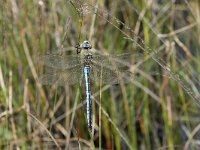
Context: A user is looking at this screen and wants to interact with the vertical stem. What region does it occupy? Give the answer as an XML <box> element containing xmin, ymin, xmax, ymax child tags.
<box><xmin>99</xmin><ymin>65</ymin><xmax>103</xmax><ymax>150</ymax></box>
<box><xmin>9</xmin><ymin>71</ymin><xmax>20</xmax><ymax>150</ymax></box>
<box><xmin>65</xmin><ymin>88</ymin><xmax>80</xmax><ymax>150</ymax></box>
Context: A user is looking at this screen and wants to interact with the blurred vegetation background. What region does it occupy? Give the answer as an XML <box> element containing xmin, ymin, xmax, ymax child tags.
<box><xmin>0</xmin><ymin>0</ymin><xmax>200</xmax><ymax>149</ymax></box>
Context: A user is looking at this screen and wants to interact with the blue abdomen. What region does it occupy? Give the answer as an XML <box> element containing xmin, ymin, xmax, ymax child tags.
<box><xmin>83</xmin><ymin>66</ymin><xmax>92</xmax><ymax>130</ymax></box>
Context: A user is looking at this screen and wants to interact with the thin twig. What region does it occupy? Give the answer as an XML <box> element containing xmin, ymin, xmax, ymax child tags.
<box><xmin>27</xmin><ymin>112</ymin><xmax>61</xmax><ymax>150</ymax></box>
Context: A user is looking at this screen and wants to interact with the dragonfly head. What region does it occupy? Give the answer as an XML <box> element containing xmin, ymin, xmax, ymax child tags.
<box><xmin>75</xmin><ymin>40</ymin><xmax>92</xmax><ymax>54</ymax></box>
<box><xmin>80</xmin><ymin>40</ymin><xmax>92</xmax><ymax>50</ymax></box>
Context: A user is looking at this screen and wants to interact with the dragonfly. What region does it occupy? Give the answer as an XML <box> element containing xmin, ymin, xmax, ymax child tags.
<box><xmin>38</xmin><ymin>40</ymin><xmax>132</xmax><ymax>131</ymax></box>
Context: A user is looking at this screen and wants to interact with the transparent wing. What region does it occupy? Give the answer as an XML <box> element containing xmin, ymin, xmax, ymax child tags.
<box><xmin>92</xmin><ymin>53</ymin><xmax>143</xmax><ymax>68</ymax></box>
<box><xmin>38</xmin><ymin>65</ymin><xmax>83</xmax><ymax>86</ymax></box>
<box><xmin>37</xmin><ymin>52</ymin><xmax>141</xmax><ymax>85</ymax></box>
<box><xmin>37</xmin><ymin>54</ymin><xmax>82</xmax><ymax>69</ymax></box>
<box><xmin>37</xmin><ymin>53</ymin><xmax>142</xmax><ymax>69</ymax></box>
<box><xmin>90</xmin><ymin>63</ymin><xmax>128</xmax><ymax>84</ymax></box>
<box><xmin>89</xmin><ymin>52</ymin><xmax>140</xmax><ymax>84</ymax></box>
